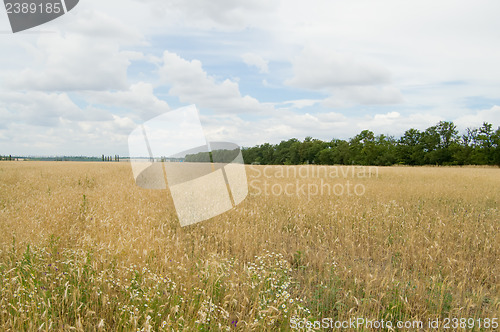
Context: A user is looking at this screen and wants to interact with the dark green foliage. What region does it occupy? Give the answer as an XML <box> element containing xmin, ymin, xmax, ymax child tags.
<box><xmin>185</xmin><ymin>151</ymin><xmax>212</xmax><ymax>163</ymax></box>
<box><xmin>185</xmin><ymin>148</ymin><xmax>243</xmax><ymax>163</ymax></box>
<box><xmin>241</xmin><ymin>122</ymin><xmax>500</xmax><ymax>166</ymax></box>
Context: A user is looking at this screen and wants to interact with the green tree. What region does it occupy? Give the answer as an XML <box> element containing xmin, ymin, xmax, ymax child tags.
<box><xmin>239</xmin><ymin>121</ymin><xmax>498</xmax><ymax>166</ymax></box>
<box><xmin>398</xmin><ymin>128</ymin><xmax>424</xmax><ymax>165</ymax></box>
<box><xmin>476</xmin><ymin>122</ymin><xmax>496</xmax><ymax>164</ymax></box>
<box><xmin>317</xmin><ymin>148</ymin><xmax>334</xmax><ymax>165</ymax></box>
<box><xmin>273</xmin><ymin>139</ymin><xmax>299</xmax><ymax>165</ymax></box>
<box><xmin>350</xmin><ymin>130</ymin><xmax>377</xmax><ymax>165</ymax></box>
<box><xmin>494</xmin><ymin>127</ymin><xmax>500</xmax><ymax>166</ymax></box>
<box><xmin>330</xmin><ymin>139</ymin><xmax>351</xmax><ymax>165</ymax></box>
<box><xmin>374</xmin><ymin>134</ymin><xmax>397</xmax><ymax>166</ymax></box>
<box><xmin>422</xmin><ymin>125</ymin><xmax>440</xmax><ymax>153</ymax></box>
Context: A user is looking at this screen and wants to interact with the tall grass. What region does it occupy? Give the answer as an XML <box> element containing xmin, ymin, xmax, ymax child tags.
<box><xmin>0</xmin><ymin>162</ymin><xmax>498</xmax><ymax>330</ymax></box>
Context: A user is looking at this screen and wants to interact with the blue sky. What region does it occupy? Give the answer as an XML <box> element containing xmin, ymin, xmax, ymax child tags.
<box><xmin>0</xmin><ymin>0</ymin><xmax>499</xmax><ymax>156</ymax></box>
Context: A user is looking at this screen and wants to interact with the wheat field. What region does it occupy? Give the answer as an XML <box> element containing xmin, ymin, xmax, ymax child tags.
<box><xmin>0</xmin><ymin>162</ymin><xmax>498</xmax><ymax>331</ymax></box>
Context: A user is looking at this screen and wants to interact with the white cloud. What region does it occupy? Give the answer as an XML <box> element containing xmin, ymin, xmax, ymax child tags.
<box><xmin>323</xmin><ymin>86</ymin><xmax>404</xmax><ymax>107</ymax></box>
<box><xmin>374</xmin><ymin>112</ymin><xmax>400</xmax><ymax>121</ymax></box>
<box><xmin>280</xmin><ymin>99</ymin><xmax>321</xmax><ymax>109</ymax></box>
<box><xmin>1</xmin><ymin>0</ymin><xmax>500</xmax><ymax>156</ymax></box>
<box><xmin>286</xmin><ymin>46</ymin><xmax>392</xmax><ymax>90</ymax></box>
<box><xmin>242</xmin><ymin>53</ymin><xmax>269</xmax><ymax>73</ymax></box>
<box><xmin>159</xmin><ymin>51</ymin><xmax>273</xmax><ymax>113</ymax></box>
<box><xmin>131</xmin><ymin>0</ymin><xmax>278</xmax><ymax>31</ymax></box>
<box><xmin>0</xmin><ymin>90</ymin><xmax>137</xmax><ymax>156</ymax></box>
<box><xmin>354</xmin><ymin>111</ymin><xmax>451</xmax><ymax>136</ymax></box>
<box><xmin>199</xmin><ymin>110</ymin><xmax>352</xmax><ymax>146</ymax></box>
<box><xmin>285</xmin><ymin>46</ymin><xmax>403</xmax><ymax>107</ymax></box>
<box><xmin>4</xmin><ymin>9</ymin><xmax>143</xmax><ymax>91</ymax></box>
<box><xmin>0</xmin><ymin>114</ymin><xmax>136</xmax><ymax>156</ymax></box>
<box><xmin>198</xmin><ymin>109</ymin><xmax>462</xmax><ymax>147</ymax></box>
<box><xmin>454</xmin><ymin>106</ymin><xmax>500</xmax><ymax>131</ymax></box>
<box><xmin>86</xmin><ymin>82</ymin><xmax>171</xmax><ymax>121</ymax></box>
<box><xmin>0</xmin><ymin>91</ymin><xmax>112</xmax><ymax>126</ymax></box>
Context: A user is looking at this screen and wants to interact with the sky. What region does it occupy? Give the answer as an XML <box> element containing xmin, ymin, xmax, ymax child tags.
<box><xmin>0</xmin><ymin>0</ymin><xmax>499</xmax><ymax>156</ymax></box>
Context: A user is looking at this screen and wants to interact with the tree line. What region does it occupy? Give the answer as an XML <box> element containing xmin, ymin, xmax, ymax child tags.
<box><xmin>0</xmin><ymin>156</ymin><xmax>121</xmax><ymax>162</ymax></box>
<box><xmin>242</xmin><ymin>121</ymin><xmax>500</xmax><ymax>166</ymax></box>
<box><xmin>185</xmin><ymin>149</ymin><xmax>241</xmax><ymax>163</ymax></box>
<box><xmin>102</xmin><ymin>155</ymin><xmax>120</xmax><ymax>162</ymax></box>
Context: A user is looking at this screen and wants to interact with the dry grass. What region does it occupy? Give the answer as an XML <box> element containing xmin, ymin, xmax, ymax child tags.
<box><xmin>0</xmin><ymin>162</ymin><xmax>498</xmax><ymax>331</ymax></box>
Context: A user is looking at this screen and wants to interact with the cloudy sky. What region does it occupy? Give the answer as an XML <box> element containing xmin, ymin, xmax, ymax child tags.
<box><xmin>1</xmin><ymin>0</ymin><xmax>499</xmax><ymax>156</ymax></box>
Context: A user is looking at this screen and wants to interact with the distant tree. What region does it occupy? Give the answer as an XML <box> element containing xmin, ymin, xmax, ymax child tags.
<box><xmin>350</xmin><ymin>130</ymin><xmax>376</xmax><ymax>165</ymax></box>
<box><xmin>421</xmin><ymin>122</ymin><xmax>459</xmax><ymax>165</ymax></box>
<box><xmin>398</xmin><ymin>128</ymin><xmax>424</xmax><ymax>165</ymax></box>
<box><xmin>492</xmin><ymin>126</ymin><xmax>500</xmax><ymax>166</ymax></box>
<box><xmin>309</xmin><ymin>139</ymin><xmax>328</xmax><ymax>164</ymax></box>
<box><xmin>436</xmin><ymin>121</ymin><xmax>458</xmax><ymax>149</ymax></box>
<box><xmin>273</xmin><ymin>139</ymin><xmax>299</xmax><ymax>165</ymax></box>
<box><xmin>435</xmin><ymin>121</ymin><xmax>459</xmax><ymax>165</ymax></box>
<box><xmin>317</xmin><ymin>148</ymin><xmax>334</xmax><ymax>165</ymax></box>
<box><xmin>476</xmin><ymin>122</ymin><xmax>496</xmax><ymax>165</ymax></box>
<box><xmin>375</xmin><ymin>134</ymin><xmax>397</xmax><ymax>166</ymax></box>
<box><xmin>456</xmin><ymin>122</ymin><xmax>497</xmax><ymax>165</ymax></box>
<box><xmin>239</xmin><ymin>121</ymin><xmax>498</xmax><ymax>166</ymax></box>
<box><xmin>185</xmin><ymin>151</ymin><xmax>211</xmax><ymax>162</ymax></box>
<box><xmin>259</xmin><ymin>143</ymin><xmax>275</xmax><ymax>165</ymax></box>
<box><xmin>288</xmin><ymin>141</ymin><xmax>302</xmax><ymax>164</ymax></box>
<box><xmin>331</xmin><ymin>139</ymin><xmax>351</xmax><ymax>165</ymax></box>
<box><xmin>242</xmin><ymin>146</ymin><xmax>260</xmax><ymax>164</ymax></box>
<box><xmin>298</xmin><ymin>137</ymin><xmax>315</xmax><ymax>164</ymax></box>
<box><xmin>454</xmin><ymin>127</ymin><xmax>477</xmax><ymax>165</ymax></box>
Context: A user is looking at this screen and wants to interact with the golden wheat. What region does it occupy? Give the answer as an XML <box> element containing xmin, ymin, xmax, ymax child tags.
<box><xmin>0</xmin><ymin>162</ymin><xmax>498</xmax><ymax>331</ymax></box>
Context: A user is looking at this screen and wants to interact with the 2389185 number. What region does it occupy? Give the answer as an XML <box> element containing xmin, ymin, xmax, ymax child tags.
<box><xmin>5</xmin><ymin>2</ymin><xmax>62</xmax><ymax>14</ymax></box>
<box><xmin>442</xmin><ymin>318</ymin><xmax>498</xmax><ymax>329</ymax></box>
